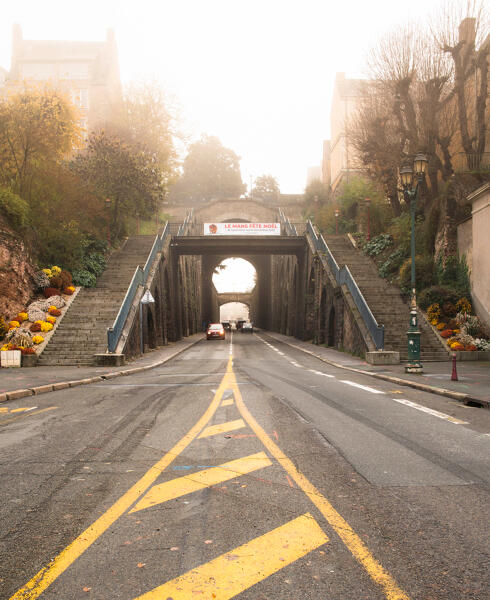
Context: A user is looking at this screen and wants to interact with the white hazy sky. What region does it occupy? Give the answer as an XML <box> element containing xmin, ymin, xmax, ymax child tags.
<box><xmin>0</xmin><ymin>0</ymin><xmax>445</xmax><ymax>193</ymax></box>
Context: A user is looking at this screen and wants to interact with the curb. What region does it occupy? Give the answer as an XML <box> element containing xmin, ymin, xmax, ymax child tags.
<box><xmin>263</xmin><ymin>333</ymin><xmax>490</xmax><ymax>410</ymax></box>
<box><xmin>0</xmin><ymin>336</ymin><xmax>203</xmax><ymax>405</ymax></box>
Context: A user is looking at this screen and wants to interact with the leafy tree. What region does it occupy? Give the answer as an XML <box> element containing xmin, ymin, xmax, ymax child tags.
<box><xmin>0</xmin><ymin>87</ymin><xmax>80</xmax><ymax>201</ymax></box>
<box><xmin>170</xmin><ymin>135</ymin><xmax>246</xmax><ymax>202</ymax></box>
<box><xmin>253</xmin><ymin>174</ymin><xmax>280</xmax><ymax>200</ymax></box>
<box><xmin>71</xmin><ymin>130</ymin><xmax>165</xmax><ymax>242</ymax></box>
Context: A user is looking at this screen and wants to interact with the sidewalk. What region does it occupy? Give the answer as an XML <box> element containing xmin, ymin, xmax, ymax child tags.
<box><xmin>0</xmin><ymin>334</ymin><xmax>203</xmax><ymax>402</ymax></box>
<box><xmin>263</xmin><ymin>332</ymin><xmax>490</xmax><ymax>408</ymax></box>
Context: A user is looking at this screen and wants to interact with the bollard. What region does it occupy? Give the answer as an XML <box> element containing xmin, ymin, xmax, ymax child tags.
<box><xmin>451</xmin><ymin>353</ymin><xmax>458</xmax><ymax>381</ymax></box>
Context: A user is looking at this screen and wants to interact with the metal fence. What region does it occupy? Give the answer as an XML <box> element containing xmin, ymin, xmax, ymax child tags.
<box><xmin>107</xmin><ymin>210</ymin><xmax>194</xmax><ymax>353</ymax></box>
<box><xmin>453</xmin><ymin>152</ymin><xmax>490</xmax><ymax>173</ymax></box>
<box><xmin>306</xmin><ymin>221</ymin><xmax>385</xmax><ymax>350</ymax></box>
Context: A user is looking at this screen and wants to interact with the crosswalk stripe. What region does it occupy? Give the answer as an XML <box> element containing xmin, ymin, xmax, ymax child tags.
<box><xmin>220</xmin><ymin>398</ymin><xmax>234</xmax><ymax>406</ymax></box>
<box><xmin>132</xmin><ymin>513</ymin><xmax>328</xmax><ymax>599</ymax></box>
<box><xmin>198</xmin><ymin>418</ymin><xmax>245</xmax><ymax>438</ymax></box>
<box><xmin>129</xmin><ymin>452</ymin><xmax>272</xmax><ymax>513</ymax></box>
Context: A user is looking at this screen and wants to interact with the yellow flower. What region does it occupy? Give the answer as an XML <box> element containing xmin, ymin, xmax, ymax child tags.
<box><xmin>40</xmin><ymin>322</ymin><xmax>53</xmax><ymax>332</ymax></box>
<box><xmin>9</xmin><ymin>320</ymin><xmax>20</xmax><ymax>329</ymax></box>
<box><xmin>35</xmin><ymin>320</ymin><xmax>44</xmax><ymax>325</ymax></box>
<box><xmin>42</xmin><ymin>268</ymin><xmax>52</xmax><ymax>278</ymax></box>
<box><xmin>1</xmin><ymin>345</ymin><xmax>9</xmax><ymax>351</ymax></box>
<box><xmin>32</xmin><ymin>335</ymin><xmax>44</xmax><ymax>344</ymax></box>
<box><xmin>49</xmin><ymin>305</ymin><xmax>58</xmax><ymax>312</ymax></box>
<box><xmin>430</xmin><ymin>319</ymin><xmax>438</xmax><ymax>326</ymax></box>
<box><xmin>51</xmin><ymin>266</ymin><xmax>61</xmax><ymax>275</ymax></box>
<box><xmin>17</xmin><ymin>312</ymin><xmax>28</xmax><ymax>322</ymax></box>
<box><xmin>46</xmin><ymin>315</ymin><xmax>56</xmax><ymax>324</ymax></box>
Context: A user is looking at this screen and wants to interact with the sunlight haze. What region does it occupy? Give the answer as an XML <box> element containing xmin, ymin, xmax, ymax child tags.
<box><xmin>0</xmin><ymin>0</ymin><xmax>444</xmax><ymax>193</ymax></box>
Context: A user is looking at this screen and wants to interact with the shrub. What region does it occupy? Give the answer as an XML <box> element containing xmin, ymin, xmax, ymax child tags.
<box><xmin>48</xmin><ymin>307</ymin><xmax>61</xmax><ymax>316</ymax></box>
<box><xmin>17</xmin><ymin>312</ymin><xmax>28</xmax><ymax>322</ymax></box>
<box><xmin>436</xmin><ymin>322</ymin><xmax>446</xmax><ymax>330</ymax></box>
<box><xmin>455</xmin><ymin>297</ymin><xmax>472</xmax><ymax>314</ymax></box>
<box><xmin>435</xmin><ymin>255</ymin><xmax>471</xmax><ymax>297</ymax></box>
<box><xmin>63</xmin><ymin>286</ymin><xmax>75</xmax><ymax>295</ymax></box>
<box><xmin>9</xmin><ymin>320</ymin><xmax>20</xmax><ymax>329</ymax></box>
<box><xmin>46</xmin><ymin>315</ymin><xmax>56</xmax><ymax>324</ymax></box>
<box><xmin>20</xmin><ymin>347</ymin><xmax>36</xmax><ymax>355</ymax></box>
<box><xmin>427</xmin><ymin>303</ymin><xmax>441</xmax><ymax>321</ymax></box>
<box><xmin>40</xmin><ymin>322</ymin><xmax>53</xmax><ymax>332</ymax></box>
<box><xmin>399</xmin><ymin>255</ymin><xmax>435</xmax><ymax>292</ymax></box>
<box><xmin>51</xmin><ymin>266</ymin><xmax>61</xmax><ymax>276</ymax></box>
<box><xmin>0</xmin><ymin>187</ymin><xmax>30</xmax><ymax>229</ymax></box>
<box><xmin>441</xmin><ymin>302</ymin><xmax>457</xmax><ymax>319</ymax></box>
<box><xmin>0</xmin><ymin>317</ymin><xmax>8</xmax><ymax>339</ymax></box>
<box><xmin>363</xmin><ymin>234</ymin><xmax>393</xmax><ymax>256</ymax></box>
<box><xmin>83</xmin><ymin>252</ymin><xmax>106</xmax><ymax>277</ymax></box>
<box><xmin>30</xmin><ymin>323</ymin><xmax>41</xmax><ymax>332</ymax></box>
<box><xmin>418</xmin><ymin>286</ymin><xmax>459</xmax><ymax>311</ymax></box>
<box><xmin>450</xmin><ymin>341</ymin><xmax>464</xmax><ymax>350</ymax></box>
<box><xmin>49</xmin><ymin>275</ymin><xmax>63</xmax><ymax>289</ymax></box>
<box><xmin>72</xmin><ymin>269</ymin><xmax>96</xmax><ymax>287</ymax></box>
<box><xmin>60</xmin><ymin>270</ymin><xmax>73</xmax><ymax>287</ymax></box>
<box><xmin>465</xmin><ymin>344</ymin><xmax>477</xmax><ymax>351</ymax></box>
<box><xmin>378</xmin><ymin>248</ymin><xmax>405</xmax><ymax>279</ymax></box>
<box><xmin>44</xmin><ymin>287</ymin><xmax>60</xmax><ymax>298</ymax></box>
<box><xmin>440</xmin><ymin>329</ymin><xmax>453</xmax><ymax>338</ymax></box>
<box><xmin>32</xmin><ymin>335</ymin><xmax>44</xmax><ymax>344</ymax></box>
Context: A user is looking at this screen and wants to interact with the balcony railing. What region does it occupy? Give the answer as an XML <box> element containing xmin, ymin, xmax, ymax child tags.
<box><xmin>453</xmin><ymin>152</ymin><xmax>490</xmax><ymax>173</ymax></box>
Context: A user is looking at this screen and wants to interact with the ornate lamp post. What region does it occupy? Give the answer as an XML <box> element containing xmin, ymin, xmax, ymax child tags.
<box><xmin>334</xmin><ymin>208</ymin><xmax>340</xmax><ymax>234</ymax></box>
<box><xmin>105</xmin><ymin>198</ymin><xmax>111</xmax><ymax>245</ymax></box>
<box><xmin>399</xmin><ymin>153</ymin><xmax>428</xmax><ymax>374</ymax></box>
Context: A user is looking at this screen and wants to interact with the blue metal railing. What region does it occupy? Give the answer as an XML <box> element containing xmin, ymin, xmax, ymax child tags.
<box><xmin>107</xmin><ymin>210</ymin><xmax>193</xmax><ymax>353</ymax></box>
<box><xmin>306</xmin><ymin>220</ymin><xmax>384</xmax><ymax>350</ymax></box>
<box><xmin>278</xmin><ymin>208</ymin><xmax>297</xmax><ymax>236</ymax></box>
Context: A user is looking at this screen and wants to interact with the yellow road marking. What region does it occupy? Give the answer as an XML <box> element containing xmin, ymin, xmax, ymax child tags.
<box><xmin>0</xmin><ymin>406</ymin><xmax>57</xmax><ymax>426</ymax></box>
<box><xmin>198</xmin><ymin>418</ymin><xmax>245</xmax><ymax>438</ymax></box>
<box><xmin>133</xmin><ymin>513</ymin><xmax>328</xmax><ymax>599</ymax></box>
<box><xmin>0</xmin><ymin>406</ymin><xmax>9</xmax><ymax>412</ymax></box>
<box><xmin>229</xmin><ymin>361</ymin><xmax>410</xmax><ymax>600</ymax></box>
<box><xmin>10</xmin><ymin>407</ymin><xmax>31</xmax><ymax>413</ymax></box>
<box><xmin>220</xmin><ymin>398</ymin><xmax>234</xmax><ymax>406</ymax></box>
<box><xmin>130</xmin><ymin>451</ymin><xmax>272</xmax><ymax>513</ymax></box>
<box><xmin>10</xmin><ymin>357</ymin><xmax>236</xmax><ymax>600</ymax></box>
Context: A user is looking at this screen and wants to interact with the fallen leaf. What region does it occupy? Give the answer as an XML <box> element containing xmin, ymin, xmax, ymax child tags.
<box><xmin>204</xmin><ymin>540</ymin><xmax>213</xmax><ymax>544</ymax></box>
<box><xmin>170</xmin><ymin>547</ymin><xmax>179</xmax><ymax>551</ymax></box>
<box><xmin>137</xmin><ymin>562</ymin><xmax>146</xmax><ymax>568</ymax></box>
<box><xmin>83</xmin><ymin>587</ymin><xmax>91</xmax><ymax>592</ymax></box>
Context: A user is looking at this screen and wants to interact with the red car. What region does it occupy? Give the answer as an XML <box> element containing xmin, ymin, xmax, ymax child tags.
<box><xmin>206</xmin><ymin>323</ymin><xmax>225</xmax><ymax>340</ymax></box>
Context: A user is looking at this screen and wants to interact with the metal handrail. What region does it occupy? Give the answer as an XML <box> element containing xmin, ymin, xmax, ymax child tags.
<box><xmin>306</xmin><ymin>220</ymin><xmax>384</xmax><ymax>350</ymax></box>
<box><xmin>107</xmin><ymin>209</ymin><xmax>194</xmax><ymax>353</ymax></box>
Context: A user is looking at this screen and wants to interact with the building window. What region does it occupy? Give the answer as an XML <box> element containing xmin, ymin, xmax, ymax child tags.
<box><xmin>60</xmin><ymin>62</ymin><xmax>90</xmax><ymax>80</ymax></box>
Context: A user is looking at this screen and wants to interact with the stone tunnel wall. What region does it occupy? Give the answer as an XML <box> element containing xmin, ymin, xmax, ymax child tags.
<box><xmin>270</xmin><ymin>240</ymin><xmax>370</xmax><ymax>357</ymax></box>
<box><xmin>122</xmin><ymin>241</ymin><xmax>202</xmax><ymax>360</ymax></box>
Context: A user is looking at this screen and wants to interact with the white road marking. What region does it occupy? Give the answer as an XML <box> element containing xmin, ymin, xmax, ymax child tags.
<box><xmin>392</xmin><ymin>398</ymin><xmax>468</xmax><ymax>424</ymax></box>
<box><xmin>309</xmin><ymin>369</ymin><xmax>335</xmax><ymax>378</ymax></box>
<box><xmin>340</xmin><ymin>380</ymin><xmax>385</xmax><ymax>394</ymax></box>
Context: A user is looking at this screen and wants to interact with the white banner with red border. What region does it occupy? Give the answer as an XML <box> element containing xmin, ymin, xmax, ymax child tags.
<box><xmin>204</xmin><ymin>222</ymin><xmax>280</xmax><ymax>236</ymax></box>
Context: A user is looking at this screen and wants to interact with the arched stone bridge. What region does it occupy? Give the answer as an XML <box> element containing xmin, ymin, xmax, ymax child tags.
<box><xmin>218</xmin><ymin>292</ymin><xmax>252</xmax><ymax>307</ymax></box>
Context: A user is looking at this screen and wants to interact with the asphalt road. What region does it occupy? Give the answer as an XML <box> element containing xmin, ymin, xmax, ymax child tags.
<box><xmin>1</xmin><ymin>332</ymin><xmax>489</xmax><ymax>599</ymax></box>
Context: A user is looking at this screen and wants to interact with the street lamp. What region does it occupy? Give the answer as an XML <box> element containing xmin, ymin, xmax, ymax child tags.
<box><xmin>334</xmin><ymin>208</ymin><xmax>340</xmax><ymax>234</ymax></box>
<box><xmin>399</xmin><ymin>152</ymin><xmax>428</xmax><ymax>374</ymax></box>
<box><xmin>105</xmin><ymin>198</ymin><xmax>111</xmax><ymax>245</ymax></box>
<box><xmin>365</xmin><ymin>197</ymin><xmax>371</xmax><ymax>241</ymax></box>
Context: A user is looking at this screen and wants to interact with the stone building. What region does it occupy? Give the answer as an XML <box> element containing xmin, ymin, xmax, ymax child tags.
<box><xmin>1</xmin><ymin>24</ymin><xmax>121</xmax><ymax>135</ymax></box>
<box><xmin>326</xmin><ymin>72</ymin><xmax>369</xmax><ymax>194</ymax></box>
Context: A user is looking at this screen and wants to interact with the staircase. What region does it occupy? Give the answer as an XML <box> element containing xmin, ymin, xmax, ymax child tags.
<box><xmin>323</xmin><ymin>235</ymin><xmax>449</xmax><ymax>361</ymax></box>
<box><xmin>38</xmin><ymin>236</ymin><xmax>156</xmax><ymax>366</ymax></box>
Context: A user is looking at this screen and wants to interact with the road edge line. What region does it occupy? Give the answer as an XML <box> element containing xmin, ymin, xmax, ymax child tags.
<box><xmin>261</xmin><ymin>333</ymin><xmax>489</xmax><ymax>409</ymax></box>
<box><xmin>0</xmin><ymin>336</ymin><xmax>203</xmax><ymax>405</ymax></box>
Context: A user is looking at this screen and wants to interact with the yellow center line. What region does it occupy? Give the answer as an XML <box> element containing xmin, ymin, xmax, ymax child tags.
<box><xmin>133</xmin><ymin>513</ymin><xmax>328</xmax><ymax>600</ymax></box>
<box><xmin>9</xmin><ymin>356</ymin><xmax>235</xmax><ymax>600</ymax></box>
<box><xmin>220</xmin><ymin>398</ymin><xmax>234</xmax><ymax>406</ymax></box>
<box><xmin>0</xmin><ymin>406</ymin><xmax>57</xmax><ymax>426</ymax></box>
<box><xmin>228</xmin><ymin>358</ymin><xmax>410</xmax><ymax>600</ymax></box>
<box><xmin>198</xmin><ymin>418</ymin><xmax>245</xmax><ymax>438</ymax></box>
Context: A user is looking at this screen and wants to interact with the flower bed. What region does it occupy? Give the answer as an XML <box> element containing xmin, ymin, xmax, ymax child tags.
<box><xmin>0</xmin><ymin>264</ymin><xmax>80</xmax><ymax>365</ymax></box>
<box><xmin>425</xmin><ymin>297</ymin><xmax>490</xmax><ymax>357</ymax></box>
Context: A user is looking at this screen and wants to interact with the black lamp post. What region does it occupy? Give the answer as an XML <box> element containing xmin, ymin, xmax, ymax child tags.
<box><xmin>105</xmin><ymin>198</ymin><xmax>111</xmax><ymax>245</ymax></box>
<box><xmin>334</xmin><ymin>208</ymin><xmax>340</xmax><ymax>234</ymax></box>
<box><xmin>399</xmin><ymin>152</ymin><xmax>428</xmax><ymax>374</ymax></box>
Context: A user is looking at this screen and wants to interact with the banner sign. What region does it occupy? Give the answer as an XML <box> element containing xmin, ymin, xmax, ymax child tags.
<box><xmin>204</xmin><ymin>222</ymin><xmax>281</xmax><ymax>236</ymax></box>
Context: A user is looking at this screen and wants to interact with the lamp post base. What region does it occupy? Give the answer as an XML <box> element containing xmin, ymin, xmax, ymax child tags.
<box><xmin>405</xmin><ymin>363</ymin><xmax>423</xmax><ymax>374</ymax></box>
